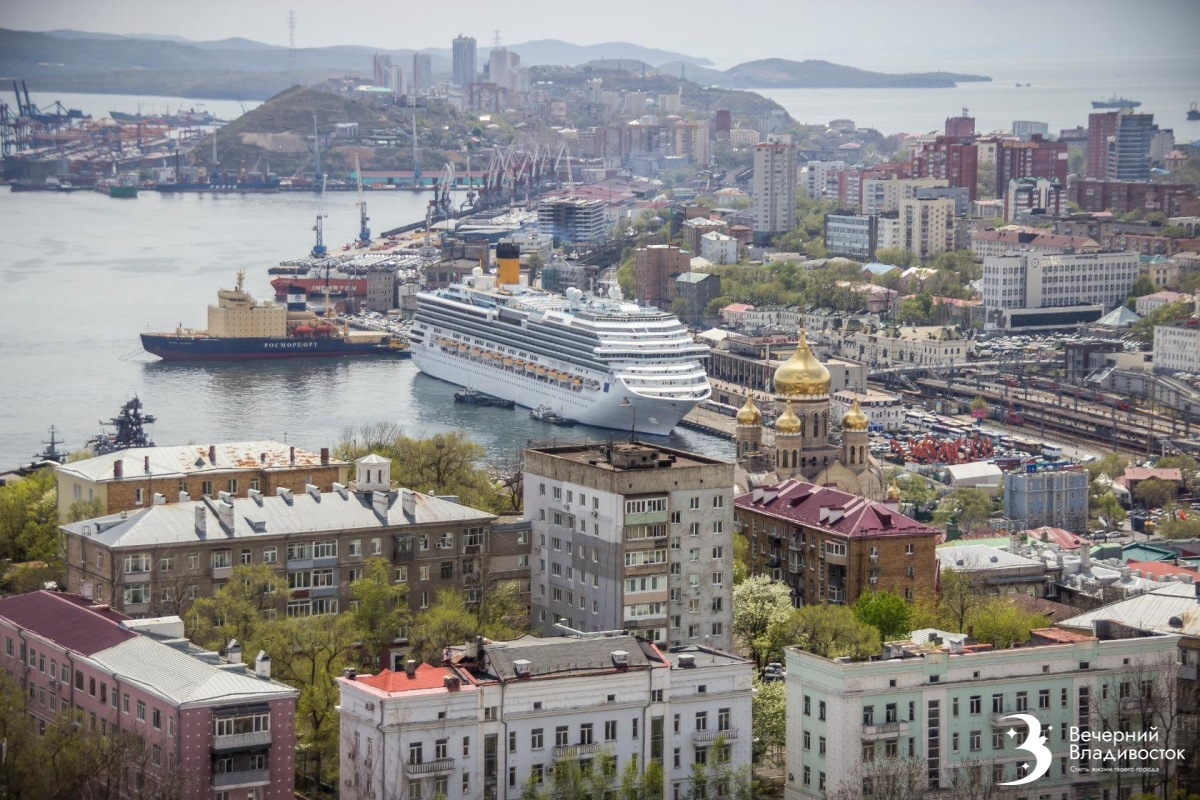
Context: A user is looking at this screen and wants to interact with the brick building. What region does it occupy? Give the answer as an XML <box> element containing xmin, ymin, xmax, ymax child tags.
<box><xmin>634</xmin><ymin>244</ymin><xmax>692</xmax><ymax>308</ymax></box>
<box><xmin>55</xmin><ymin>441</ymin><xmax>350</xmax><ymax>521</ymax></box>
<box><xmin>0</xmin><ymin>590</ymin><xmax>298</xmax><ymax>800</ymax></box>
<box><xmin>735</xmin><ymin>478</ymin><xmax>939</xmax><ymax>606</ymax></box>
<box><xmin>995</xmin><ymin>136</ymin><xmax>1068</xmax><ymax>195</ymax></box>
<box><xmin>1069</xmin><ymin>178</ymin><xmax>1196</xmax><ymax>217</ymax></box>
<box><xmin>1087</xmin><ymin>111</ymin><xmax>1118</xmax><ymax>178</ymax></box>
<box><xmin>911</xmin><ymin>136</ymin><xmax>978</xmax><ymax>201</ymax></box>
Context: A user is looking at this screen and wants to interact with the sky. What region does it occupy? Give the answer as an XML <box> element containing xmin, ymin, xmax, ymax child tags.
<box><xmin>4</xmin><ymin>0</ymin><xmax>1199</xmax><ymax>70</ymax></box>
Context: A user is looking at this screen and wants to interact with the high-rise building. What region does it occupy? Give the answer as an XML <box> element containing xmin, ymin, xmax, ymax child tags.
<box><xmin>535</xmin><ymin>196</ymin><xmax>607</xmax><ymax>244</ymax></box>
<box><xmin>411</xmin><ymin>53</ymin><xmax>432</xmax><ymax>93</ymax></box>
<box><xmin>1087</xmin><ymin>111</ymin><xmax>1118</xmax><ymax>178</ymax></box>
<box><xmin>1011</xmin><ymin>120</ymin><xmax>1050</xmax><ymax>140</ymax></box>
<box><xmin>372</xmin><ymin>53</ymin><xmax>392</xmax><ymax>88</ymax></box>
<box><xmin>524</xmin><ymin>442</ymin><xmax>735</xmax><ymax>651</ymax></box>
<box><xmin>910</xmin><ymin>136</ymin><xmax>978</xmax><ymax>200</ymax></box>
<box><xmin>899</xmin><ymin>196</ymin><xmax>956</xmax><ymax>258</ymax></box>
<box><xmin>489</xmin><ymin>47</ymin><xmax>521</xmax><ymax>97</ymax></box>
<box><xmin>995</xmin><ymin>136</ymin><xmax>1068</xmax><ymax>194</ymax></box>
<box><xmin>390</xmin><ymin>63</ymin><xmax>409</xmax><ymax>97</ymax></box>
<box><xmin>635</xmin><ymin>244</ymin><xmax>692</xmax><ymax>308</ymax></box>
<box><xmin>944</xmin><ymin>113</ymin><xmax>975</xmax><ymax>139</ymax></box>
<box><xmin>1107</xmin><ymin>110</ymin><xmax>1158</xmax><ymax>181</ymax></box>
<box><xmin>673</xmin><ymin>120</ymin><xmax>709</xmax><ymax>165</ymax></box>
<box><xmin>1003</xmin><ymin>468</ymin><xmax>1089</xmax><ymax>531</ymax></box>
<box><xmin>804</xmin><ymin>160</ymin><xmax>846</xmax><ymax>200</ymax></box>
<box><xmin>714</xmin><ymin>109</ymin><xmax>732</xmax><ymax>138</ymax></box>
<box><xmin>753</xmin><ymin>136</ymin><xmax>797</xmax><ymax>238</ymax></box>
<box><xmin>451</xmin><ymin>35</ymin><xmax>477</xmax><ymax>87</ymax></box>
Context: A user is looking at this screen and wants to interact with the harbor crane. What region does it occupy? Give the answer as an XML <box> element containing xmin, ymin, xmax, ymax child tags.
<box><xmin>355</xmin><ymin>154</ymin><xmax>370</xmax><ymax>244</ymax></box>
<box><xmin>312</xmin><ymin>175</ymin><xmax>329</xmax><ymax>257</ymax></box>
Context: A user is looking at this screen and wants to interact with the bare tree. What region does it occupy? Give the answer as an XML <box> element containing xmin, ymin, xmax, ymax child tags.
<box><xmin>488</xmin><ymin>448</ymin><xmax>525</xmax><ymax>513</ymax></box>
<box><xmin>827</xmin><ymin>756</ymin><xmax>926</xmax><ymax>800</ymax></box>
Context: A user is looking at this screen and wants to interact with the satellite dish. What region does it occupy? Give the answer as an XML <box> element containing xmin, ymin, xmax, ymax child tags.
<box><xmin>472</xmin><ymin>266</ymin><xmax>484</xmax><ymax>277</ymax></box>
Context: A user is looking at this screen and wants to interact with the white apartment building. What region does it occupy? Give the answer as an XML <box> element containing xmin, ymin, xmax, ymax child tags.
<box><xmin>754</xmin><ymin>137</ymin><xmax>798</xmax><ymax>236</ymax></box>
<box><xmin>786</xmin><ymin>624</ymin><xmax>1180</xmax><ymax>800</ymax></box>
<box><xmin>524</xmin><ymin>443</ymin><xmax>734</xmax><ymax>652</ymax></box>
<box><xmin>337</xmin><ymin>636</ymin><xmax>753</xmax><ymax>800</ymax></box>
<box><xmin>830</xmin><ymin>389</ymin><xmax>903</xmax><ymax>431</ymax></box>
<box><xmin>1154</xmin><ymin>317</ymin><xmax>1200</xmax><ymax>373</ymax></box>
<box><xmin>804</xmin><ymin>160</ymin><xmax>845</xmax><ymax>200</ymax></box>
<box><xmin>862</xmin><ymin>177</ymin><xmax>948</xmax><ymax>216</ymax></box>
<box><xmin>700</xmin><ymin>231</ymin><xmax>739</xmax><ymax>265</ymax></box>
<box><xmin>981</xmin><ymin>251</ymin><xmax>1140</xmax><ymax>312</ymax></box>
<box><xmin>899</xmin><ymin>196</ymin><xmax>956</xmax><ymax>258</ymax></box>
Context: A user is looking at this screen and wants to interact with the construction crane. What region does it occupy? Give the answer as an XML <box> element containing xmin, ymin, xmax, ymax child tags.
<box><xmin>355</xmin><ymin>154</ymin><xmax>370</xmax><ymax>245</ymax></box>
<box><xmin>312</xmin><ymin>114</ymin><xmax>322</xmax><ymax>184</ymax></box>
<box><xmin>429</xmin><ymin>162</ymin><xmax>456</xmax><ymax>222</ymax></box>
<box><xmin>412</xmin><ymin>114</ymin><xmax>421</xmax><ymax>187</ymax></box>
<box><xmin>312</xmin><ymin>175</ymin><xmax>329</xmax><ymax>257</ymax></box>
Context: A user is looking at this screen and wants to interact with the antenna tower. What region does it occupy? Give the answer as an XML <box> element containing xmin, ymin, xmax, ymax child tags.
<box><xmin>287</xmin><ymin>12</ymin><xmax>297</xmax><ymax>72</ymax></box>
<box><xmin>493</xmin><ymin>30</ymin><xmax>502</xmax><ymax>48</ymax></box>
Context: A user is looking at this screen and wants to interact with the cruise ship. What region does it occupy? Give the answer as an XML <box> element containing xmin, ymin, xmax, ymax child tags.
<box><xmin>409</xmin><ymin>252</ymin><xmax>710</xmax><ymax>436</ymax></box>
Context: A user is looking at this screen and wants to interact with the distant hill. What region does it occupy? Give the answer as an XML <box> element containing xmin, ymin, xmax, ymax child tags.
<box><xmin>721</xmin><ymin>58</ymin><xmax>991</xmax><ymax>89</ymax></box>
<box><xmin>506</xmin><ymin>39</ymin><xmax>712</xmax><ymax>68</ymax></box>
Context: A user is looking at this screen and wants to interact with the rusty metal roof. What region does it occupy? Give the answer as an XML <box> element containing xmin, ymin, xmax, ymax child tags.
<box><xmin>55</xmin><ymin>441</ymin><xmax>347</xmax><ymax>482</ymax></box>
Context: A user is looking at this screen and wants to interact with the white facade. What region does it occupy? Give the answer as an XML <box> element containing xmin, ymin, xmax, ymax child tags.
<box><xmin>1154</xmin><ymin>319</ymin><xmax>1200</xmax><ymax>373</ymax></box>
<box><xmin>862</xmin><ymin>177</ymin><xmax>947</xmax><ymax>216</ymax></box>
<box><xmin>728</xmin><ymin>128</ymin><xmax>759</xmax><ymax>147</ymax></box>
<box><xmin>899</xmin><ymin>196</ymin><xmax>955</xmax><ymax>258</ymax></box>
<box><xmin>754</xmin><ymin>137</ymin><xmax>798</xmax><ymax>235</ymax></box>
<box><xmin>804</xmin><ymin>160</ymin><xmax>845</xmax><ymax>200</ymax></box>
<box><xmin>830</xmin><ymin>389</ymin><xmax>903</xmax><ymax>431</ymax></box>
<box><xmin>337</xmin><ymin>639</ymin><xmax>753</xmax><ymax>800</ymax></box>
<box><xmin>982</xmin><ymin>251</ymin><xmax>1140</xmax><ymax>312</ymax></box>
<box><xmin>700</xmin><ymin>232</ymin><xmax>739</xmax><ymax>265</ymax></box>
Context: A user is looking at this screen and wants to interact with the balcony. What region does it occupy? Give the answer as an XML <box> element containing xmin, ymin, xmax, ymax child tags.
<box><xmin>405</xmin><ymin>758</ymin><xmax>456</xmax><ymax>778</ymax></box>
<box><xmin>861</xmin><ymin>722</ymin><xmax>908</xmax><ymax>740</ymax></box>
<box><xmin>211</xmin><ymin>565</ymin><xmax>233</xmax><ymax>580</ymax></box>
<box><xmin>553</xmin><ymin>742</ymin><xmax>604</xmax><ymax>758</ymax></box>
<box><xmin>1120</xmin><ymin>698</ymin><xmax>1148</xmax><ymax>715</ymax></box>
<box><xmin>693</xmin><ymin>728</ymin><xmax>738</xmax><ymax>744</ymax></box>
<box><xmin>1180</xmin><ymin>664</ymin><xmax>1198</xmax><ymax>681</ymax></box>
<box><xmin>991</xmin><ymin>712</ymin><xmax>1028</xmax><ymax>728</ymax></box>
<box><xmin>824</xmin><ymin>550</ymin><xmax>847</xmax><ymax>566</ymax></box>
<box><xmin>213</xmin><ymin>730</ymin><xmax>272</xmax><ymax>751</ymax></box>
<box><xmin>212</xmin><ymin>769</ymin><xmax>270</xmax><ymax>790</ymax></box>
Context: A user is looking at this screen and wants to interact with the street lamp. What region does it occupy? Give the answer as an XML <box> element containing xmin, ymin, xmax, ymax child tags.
<box><xmin>620</xmin><ymin>397</ymin><xmax>637</xmax><ymax>442</ymax></box>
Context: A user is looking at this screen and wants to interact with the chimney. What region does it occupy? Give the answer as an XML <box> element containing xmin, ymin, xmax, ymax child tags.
<box><xmin>276</xmin><ymin>487</ymin><xmax>294</xmax><ymax>503</ymax></box>
<box><xmin>179</xmin><ymin>490</ymin><xmax>191</xmax><ymax>503</ymax></box>
<box><xmin>321</xmin><ymin>447</ymin><xmax>330</xmax><ymax>465</ymax></box>
<box><xmin>226</xmin><ymin>639</ymin><xmax>243</xmax><ymax>665</ymax></box>
<box><xmin>260</xmin><ymin>452</ymin><xmax>267</xmax><ymax>464</ymax></box>
<box><xmin>677</xmin><ymin>654</ymin><xmax>695</xmax><ymax>668</ymax></box>
<box><xmin>144</xmin><ymin>455</ymin><xmax>150</xmax><ymax>473</ymax></box>
<box><xmin>289</xmin><ymin>446</ymin><xmax>295</xmax><ymax>465</ymax></box>
<box><xmin>254</xmin><ymin>650</ymin><xmax>271</xmax><ymax>679</ymax></box>
<box><xmin>372</xmin><ymin>490</ymin><xmax>390</xmax><ymax>519</ymax></box>
<box><xmin>513</xmin><ymin>659</ymin><xmax>532</xmax><ymax>678</ymax></box>
<box><xmin>949</xmin><ymin>639</ymin><xmax>964</xmax><ymax>654</ymax></box>
<box><xmin>405</xmin><ymin>659</ymin><xmax>418</xmax><ymax>678</ymax></box>
<box><xmin>209</xmin><ymin>445</ymin><xmax>217</xmax><ymax>464</ymax></box>
<box><xmin>216</xmin><ymin>499</ymin><xmax>234</xmax><ymax>531</ymax></box>
<box><xmin>444</xmin><ymin>674</ymin><xmax>461</xmax><ymax>690</ymax></box>
<box><xmin>343</xmin><ymin>667</ymin><xmax>357</xmax><ymax>680</ymax></box>
<box><xmin>306</xmin><ymin>483</ymin><xmax>320</xmax><ymax>500</ymax></box>
<box><xmin>401</xmin><ymin>489</ymin><xmax>416</xmax><ymax>518</ymax></box>
<box><xmin>152</xmin><ymin>493</ymin><xmax>165</xmax><ymax>505</ymax></box>
<box><xmin>194</xmin><ymin>505</ymin><xmax>207</xmax><ymax>535</ymax></box>
<box><xmin>1081</xmin><ymin>545</ymin><xmax>1092</xmax><ymax>572</ymax></box>
<box><xmin>611</xmin><ymin>650</ymin><xmax>630</xmax><ymax>670</ymax></box>
<box><xmin>113</xmin><ymin>460</ymin><xmax>123</xmax><ymax>479</ymax></box>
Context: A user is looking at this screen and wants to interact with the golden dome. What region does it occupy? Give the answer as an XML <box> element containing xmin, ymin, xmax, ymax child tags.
<box><xmin>842</xmin><ymin>398</ymin><xmax>869</xmax><ymax>431</ymax></box>
<box><xmin>773</xmin><ymin>330</ymin><xmax>830</xmax><ymax>397</ymax></box>
<box><xmin>736</xmin><ymin>395</ymin><xmax>762</xmax><ymax>425</ymax></box>
<box><xmin>774</xmin><ymin>399</ymin><xmax>802</xmax><ymax>434</ymax></box>
<box><xmin>886</xmin><ymin>479</ymin><xmax>902</xmax><ymax>502</ymax></box>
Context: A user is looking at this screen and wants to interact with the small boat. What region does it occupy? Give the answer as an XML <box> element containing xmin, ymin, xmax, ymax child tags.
<box><xmin>454</xmin><ymin>388</ymin><xmax>515</xmax><ymax>408</ymax></box>
<box><xmin>530</xmin><ymin>405</ymin><xmax>576</xmax><ymax>426</ymax></box>
<box><xmin>1189</xmin><ymin>103</ymin><xmax>1199</xmax><ymax>121</ymax></box>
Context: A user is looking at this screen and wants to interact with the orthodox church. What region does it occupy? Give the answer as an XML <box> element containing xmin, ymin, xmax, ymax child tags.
<box><xmin>733</xmin><ymin>328</ymin><xmax>889</xmax><ymax>502</ymax></box>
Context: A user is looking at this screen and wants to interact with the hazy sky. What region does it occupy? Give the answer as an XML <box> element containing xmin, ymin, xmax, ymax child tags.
<box><xmin>5</xmin><ymin>0</ymin><xmax>1199</xmax><ymax>69</ymax></box>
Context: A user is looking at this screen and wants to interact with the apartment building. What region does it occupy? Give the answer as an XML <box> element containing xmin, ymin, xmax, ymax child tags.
<box><xmin>754</xmin><ymin>136</ymin><xmax>798</xmax><ymax>238</ymax></box>
<box><xmin>336</xmin><ymin>634</ymin><xmax>753</xmax><ymax>800</ymax></box>
<box><xmin>1003</xmin><ymin>468</ymin><xmax>1089</xmax><ymax>532</ymax></box>
<box><xmin>805</xmin><ymin>160</ymin><xmax>845</xmax><ymax>200</ymax></box>
<box><xmin>635</xmin><ymin>244</ymin><xmax>692</xmax><ymax>308</ymax></box>
<box><xmin>830</xmin><ymin>389</ymin><xmax>903</xmax><ymax>432</ymax></box>
<box><xmin>736</xmin><ymin>478</ymin><xmax>939</xmax><ymax>606</ymax></box>
<box><xmin>994</xmin><ymin>136</ymin><xmax>1068</xmax><ymax>192</ymax></box>
<box><xmin>785</xmin><ymin>623</ymin><xmax>1180</xmax><ymax>799</ymax></box>
<box><xmin>1154</xmin><ymin>316</ymin><xmax>1200</xmax><ymax>373</ymax></box>
<box><xmin>861</xmin><ymin>177</ymin><xmax>948</xmax><ymax>216</ymax></box>
<box><xmin>899</xmin><ymin>196</ymin><xmax>956</xmax><ymax>258</ymax></box>
<box><xmin>535</xmin><ymin>196</ymin><xmax>608</xmax><ymax>244</ymax></box>
<box><xmin>61</xmin><ymin>455</ymin><xmax>498</xmax><ymax>643</ymax></box>
<box><xmin>0</xmin><ymin>590</ymin><xmax>298</xmax><ymax>800</ymax></box>
<box><xmin>54</xmin><ymin>441</ymin><xmax>350</xmax><ymax>521</ymax></box>
<box><xmin>524</xmin><ymin>442</ymin><xmax>735</xmax><ymax>651</ymax></box>
<box><xmin>823</xmin><ymin>212</ymin><xmax>875</xmax><ymax>261</ymax></box>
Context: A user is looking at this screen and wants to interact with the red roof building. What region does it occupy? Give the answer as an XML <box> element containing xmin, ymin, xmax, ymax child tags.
<box><xmin>735</xmin><ymin>478</ymin><xmax>939</xmax><ymax>607</ymax></box>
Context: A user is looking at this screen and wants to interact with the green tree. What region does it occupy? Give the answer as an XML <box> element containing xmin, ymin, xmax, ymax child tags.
<box><xmin>66</xmin><ymin>497</ymin><xmax>106</xmax><ymax>522</ymax></box>
<box><xmin>0</xmin><ymin>469</ymin><xmax>60</xmax><ymax>564</ymax></box>
<box><xmin>873</xmin><ymin>247</ymin><xmax>915</xmax><ymax>268</ymax></box>
<box><xmin>852</xmin><ymin>589</ymin><xmax>913</xmax><ymax>641</ymax></box>
<box><xmin>732</xmin><ymin>531</ymin><xmax>750</xmax><ymax>585</ymax></box>
<box><xmin>1086</xmin><ymin>452</ymin><xmax>1130</xmax><ymax>481</ymax></box>
<box><xmin>186</xmin><ymin>563</ymin><xmax>283</xmax><ymax>651</ymax></box>
<box><xmin>967</xmin><ymin>599</ymin><xmax>1050</xmax><ymax>648</ymax></box>
<box><xmin>970</xmin><ymin>395</ymin><xmax>989</xmax><ymax>412</ymax></box>
<box><xmin>732</xmin><ymin>574</ymin><xmax>794</xmax><ymax>666</ymax></box>
<box><xmin>896</xmin><ymin>296</ymin><xmax>930</xmax><ymax>324</ymax></box>
<box><xmin>778</xmin><ymin>604</ymin><xmax>881</xmax><ymax>660</ymax></box>
<box><xmin>1134</xmin><ymin>478</ymin><xmax>1177</xmax><ymax>509</ymax></box>
<box><xmin>933</xmin><ymin>488</ymin><xmax>996</xmax><ymax>533</ymax></box>
<box><xmin>752</xmin><ymin>676</ymin><xmax>787</xmax><ymax>764</ymax></box>
<box><xmin>1127</xmin><ymin>274</ymin><xmax>1158</xmax><ymax>299</ymax></box>
<box><xmin>408</xmin><ymin>588</ymin><xmax>481</xmax><ymax>664</ymax></box>
<box><xmin>349</xmin><ymin>557</ymin><xmax>409</xmax><ymax>668</ymax></box>
<box><xmin>1129</xmin><ymin>300</ymin><xmax>1194</xmax><ymax>343</ymax></box>
<box><xmin>1092</xmin><ymin>492</ymin><xmax>1128</xmax><ymax>529</ymax></box>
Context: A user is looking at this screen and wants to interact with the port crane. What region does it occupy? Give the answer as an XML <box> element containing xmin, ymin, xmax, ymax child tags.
<box><xmin>312</xmin><ymin>175</ymin><xmax>329</xmax><ymax>257</ymax></box>
<box><xmin>355</xmin><ymin>154</ymin><xmax>370</xmax><ymax>245</ymax></box>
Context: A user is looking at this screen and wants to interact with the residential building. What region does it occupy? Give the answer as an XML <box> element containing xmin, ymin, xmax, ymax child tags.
<box><xmin>1108</xmin><ymin>111</ymin><xmax>1158</xmax><ymax>182</ymax></box>
<box><xmin>1011</xmin><ymin>120</ymin><xmax>1049</xmax><ymax>141</ymax></box>
<box><xmin>754</xmin><ymin>137</ymin><xmax>798</xmax><ymax>238</ymax></box>
<box><xmin>336</xmin><ymin>635</ymin><xmax>753</xmax><ymax>800</ymax></box>
<box><xmin>981</xmin><ymin>250</ymin><xmax>1140</xmax><ymax>329</ymax></box>
<box><xmin>829</xmin><ymin>389</ymin><xmax>902</xmax><ymax>432</ymax></box>
<box><xmin>54</xmin><ymin>441</ymin><xmax>350</xmax><ymax>521</ymax></box>
<box><xmin>1087</xmin><ymin>111</ymin><xmax>1118</xmax><ymax>179</ymax></box>
<box><xmin>736</xmin><ymin>478</ymin><xmax>938</xmax><ymax>606</ymax></box>
<box><xmin>699</xmin><ymin>231</ymin><xmax>738</xmax><ymax>265</ymax></box>
<box><xmin>389</xmin><ymin>64</ymin><xmax>409</xmax><ymax>97</ymax></box>
<box><xmin>681</xmin><ymin>216</ymin><xmax>728</xmax><ymax>253</ymax></box>
<box><xmin>488</xmin><ymin>48</ymin><xmax>521</xmax><ymax>98</ymax></box>
<box><xmin>994</xmin><ymin>136</ymin><xmax>1068</xmax><ymax>193</ymax></box>
<box><xmin>944</xmin><ymin>114</ymin><xmax>975</xmax><ymax>139</ymax></box>
<box><xmin>1136</xmin><ymin>290</ymin><xmax>1191</xmax><ymax>316</ymax></box>
<box><xmin>673</xmin><ymin>121</ymin><xmax>710</xmax><ymax>165</ymax></box>
<box><xmin>670</xmin><ymin>271</ymin><xmax>722</xmax><ymax>322</ymax></box>
<box><xmin>0</xmin><ymin>590</ymin><xmax>298</xmax><ymax>799</ymax></box>
<box><xmin>823</xmin><ymin>212</ymin><xmax>875</xmax><ymax>261</ymax></box>
<box><xmin>935</xmin><ymin>543</ymin><xmax>1055</xmax><ymax>597</ymax></box>
<box><xmin>910</xmin><ymin>136</ymin><xmax>978</xmax><ymax>201</ymax></box>
<box><xmin>535</xmin><ymin>196</ymin><xmax>607</xmax><ymax>244</ymax></box>
<box><xmin>861</xmin><ymin>177</ymin><xmax>947</xmax><ymax>216</ymax></box>
<box><xmin>970</xmin><ymin>229</ymin><xmax>1100</xmax><ymax>260</ymax></box>
<box><xmin>899</xmin><ymin>196</ymin><xmax>955</xmax><ymax>258</ymax></box>
<box><xmin>61</xmin><ymin>455</ymin><xmax>499</xmax><ymax>655</ymax></box>
<box><xmin>1070</xmin><ymin>179</ymin><xmax>1196</xmax><ymax>217</ymax></box>
<box><xmin>412</xmin><ymin>53</ymin><xmax>433</xmax><ymax>93</ymax></box>
<box><xmin>634</xmin><ymin>244</ymin><xmax>692</xmax><ymax>308</ymax></box>
<box><xmin>911</xmin><ymin>184</ymin><xmax>970</xmax><ymax>217</ymax></box>
<box><xmin>1004</xmin><ymin>177</ymin><xmax>1065</xmax><ymax>221</ymax></box>
<box><xmin>785</xmin><ymin>623</ymin><xmax>1180</xmax><ymax>800</ymax></box>
<box><xmin>1150</xmin><ymin>129</ymin><xmax>1176</xmax><ymax>164</ymax></box>
<box><xmin>1003</xmin><ymin>467</ymin><xmax>1089</xmax><ymax>532</ymax></box>
<box><xmin>805</xmin><ymin>160</ymin><xmax>845</xmax><ymax>200</ymax></box>
<box><xmin>524</xmin><ymin>442</ymin><xmax>735</xmax><ymax>651</ymax></box>
<box><xmin>452</xmin><ymin>36</ymin><xmax>477</xmax><ymax>87</ymax></box>
<box><xmin>728</xmin><ymin>128</ymin><xmax>759</xmax><ymax>148</ymax></box>
<box><xmin>1154</xmin><ymin>316</ymin><xmax>1200</xmax><ymax>373</ymax></box>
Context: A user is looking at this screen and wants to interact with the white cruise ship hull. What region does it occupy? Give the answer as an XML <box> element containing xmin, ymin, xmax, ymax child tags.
<box><xmin>411</xmin><ymin>337</ymin><xmax>700</xmax><ymax>436</ymax></box>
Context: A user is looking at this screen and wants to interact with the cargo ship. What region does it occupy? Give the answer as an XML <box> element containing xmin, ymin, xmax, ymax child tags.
<box><xmin>140</xmin><ymin>272</ymin><xmax>409</xmax><ymax>361</ymax></box>
<box><xmin>1092</xmin><ymin>96</ymin><xmax>1141</xmax><ymax>109</ymax></box>
<box><xmin>270</xmin><ymin>271</ymin><xmax>368</xmax><ymax>298</ymax></box>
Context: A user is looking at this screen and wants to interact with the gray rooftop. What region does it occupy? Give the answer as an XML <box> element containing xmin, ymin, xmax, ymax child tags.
<box><xmin>935</xmin><ymin>544</ymin><xmax>1046</xmax><ymax>571</ymax></box>
<box><xmin>1059</xmin><ymin>582</ymin><xmax>1200</xmax><ymax>636</ymax></box>
<box><xmin>55</xmin><ymin>440</ymin><xmax>346</xmax><ymax>483</ymax></box>
<box><xmin>62</xmin><ymin>488</ymin><xmax>495</xmax><ymax>549</ymax></box>
<box><xmin>661</xmin><ymin>645</ymin><xmax>751</xmax><ymax>669</ymax></box>
<box><xmin>481</xmin><ymin>634</ymin><xmax>660</xmax><ymax>681</ymax></box>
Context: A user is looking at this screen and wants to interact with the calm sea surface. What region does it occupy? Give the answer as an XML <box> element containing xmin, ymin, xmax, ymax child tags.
<box><xmin>0</xmin><ymin>188</ymin><xmax>728</xmax><ymax>468</ymax></box>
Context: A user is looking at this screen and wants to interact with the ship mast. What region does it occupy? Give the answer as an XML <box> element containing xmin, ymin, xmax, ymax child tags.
<box><xmin>356</xmin><ymin>154</ymin><xmax>370</xmax><ymax>245</ymax></box>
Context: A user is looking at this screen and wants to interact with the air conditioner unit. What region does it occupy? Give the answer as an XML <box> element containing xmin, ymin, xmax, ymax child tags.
<box><xmin>364</xmin><ymin>702</ymin><xmax>375</xmax><ymax>711</ymax></box>
<box><xmin>591</xmin><ymin>510</ymin><xmax>599</xmax><ymax>518</ymax></box>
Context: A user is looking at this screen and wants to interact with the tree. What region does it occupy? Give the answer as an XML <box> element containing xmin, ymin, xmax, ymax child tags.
<box><xmin>488</xmin><ymin>448</ymin><xmax>525</xmax><ymax>513</ymax></box>
<box><xmin>67</xmin><ymin>497</ymin><xmax>106</xmax><ymax>522</ymax></box>
<box><xmin>1086</xmin><ymin>452</ymin><xmax>1130</xmax><ymax>481</ymax></box>
<box><xmin>0</xmin><ymin>469</ymin><xmax>60</xmax><ymax>564</ymax></box>
<box><xmin>752</xmin><ymin>677</ymin><xmax>787</xmax><ymax>765</ymax></box>
<box><xmin>933</xmin><ymin>488</ymin><xmax>996</xmax><ymax>533</ymax></box>
<box><xmin>619</xmin><ymin>755</ymin><xmax>664</xmax><ymax>800</ymax></box>
<box><xmin>732</xmin><ymin>532</ymin><xmax>750</xmax><ymax>586</ymax></box>
<box><xmin>873</xmin><ymin>247</ymin><xmax>914</xmax><ymax>268</ymax></box>
<box><xmin>970</xmin><ymin>395</ymin><xmax>989</xmax><ymax>412</ymax></box>
<box><xmin>349</xmin><ymin>557</ymin><xmax>409</xmax><ymax>668</ymax></box>
<box><xmin>778</xmin><ymin>604</ymin><xmax>881</xmax><ymax>660</ymax></box>
<box><xmin>408</xmin><ymin>588</ymin><xmax>481</xmax><ymax>664</ymax></box>
<box><xmin>966</xmin><ymin>599</ymin><xmax>1048</xmax><ymax>648</ymax></box>
<box><xmin>895</xmin><ymin>296</ymin><xmax>930</xmax><ymax>325</ymax></box>
<box><xmin>1134</xmin><ymin>477</ymin><xmax>1177</xmax><ymax>509</ymax></box>
<box><xmin>1092</xmin><ymin>492</ymin><xmax>1128</xmax><ymax>529</ymax></box>
<box><xmin>827</xmin><ymin>756</ymin><xmax>925</xmax><ymax>800</ymax></box>
<box><xmin>186</xmin><ymin>563</ymin><xmax>283</xmax><ymax>652</ymax></box>
<box><xmin>731</xmin><ymin>574</ymin><xmax>794</xmax><ymax>666</ymax></box>
<box><xmin>1127</xmin><ymin>274</ymin><xmax>1158</xmax><ymax>300</ymax></box>
<box><xmin>852</xmin><ymin>590</ymin><xmax>913</xmax><ymax>641</ymax></box>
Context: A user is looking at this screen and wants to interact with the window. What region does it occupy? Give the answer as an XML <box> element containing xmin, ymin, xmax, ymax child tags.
<box><xmin>695</xmin><ymin>711</ymin><xmax>708</xmax><ymax>731</ymax></box>
<box><xmin>136</xmin><ymin>700</ymin><xmax>146</xmax><ymax>722</ymax></box>
<box><xmin>605</xmin><ymin>720</ymin><xmax>617</xmax><ymax>741</ymax></box>
<box><xmin>187</xmin><ymin>553</ymin><xmax>199</xmax><ymax>570</ymax></box>
<box><xmin>818</xmin><ymin>701</ymin><xmax>826</xmax><ymax>720</ymax></box>
<box><xmin>124</xmin><ymin>553</ymin><xmax>151</xmax><ymax>574</ymax></box>
<box><xmin>159</xmin><ymin>556</ymin><xmax>175</xmax><ymax>572</ymax></box>
<box><xmin>152</xmin><ymin>708</ymin><xmax>161</xmax><ymax>729</ymax></box>
<box><xmin>263</xmin><ymin>547</ymin><xmax>277</xmax><ymax>564</ymax></box>
<box><xmin>970</xmin><ymin>695</ymin><xmax>981</xmax><ymax>715</ymax></box>
<box><xmin>818</xmin><ymin>736</ymin><xmax>825</xmax><ymax>756</ymax></box>
<box><xmin>420</xmin><ymin>565</ymin><xmax>430</xmax><ymax>581</ymax></box>
<box><xmin>531</xmin><ymin>729</ymin><xmax>543</xmax><ymax>749</ymax></box>
<box><xmin>970</xmin><ymin>730</ymin><xmax>981</xmax><ymax>752</ymax></box>
<box><xmin>580</xmin><ymin>722</ymin><xmax>593</xmax><ymax>745</ymax></box>
<box><xmin>556</xmin><ymin>726</ymin><xmax>569</xmax><ymax>747</ymax></box>
<box><xmin>395</xmin><ymin>566</ymin><xmax>408</xmax><ymax>582</ymax></box>
<box><xmin>211</xmin><ymin>550</ymin><xmax>231</xmax><ymax>569</ymax></box>
<box><xmin>349</xmin><ymin>540</ymin><xmax>362</xmax><ymax>557</ymax></box>
<box><xmin>371</xmin><ymin>537</ymin><xmax>382</xmax><ymax>555</ymax></box>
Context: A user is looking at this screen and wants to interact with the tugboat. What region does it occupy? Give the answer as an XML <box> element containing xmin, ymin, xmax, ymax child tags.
<box><xmin>86</xmin><ymin>397</ymin><xmax>156</xmax><ymax>455</ymax></box>
<box><xmin>530</xmin><ymin>405</ymin><xmax>577</xmax><ymax>426</ymax></box>
<box><xmin>454</xmin><ymin>388</ymin><xmax>515</xmax><ymax>408</ymax></box>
